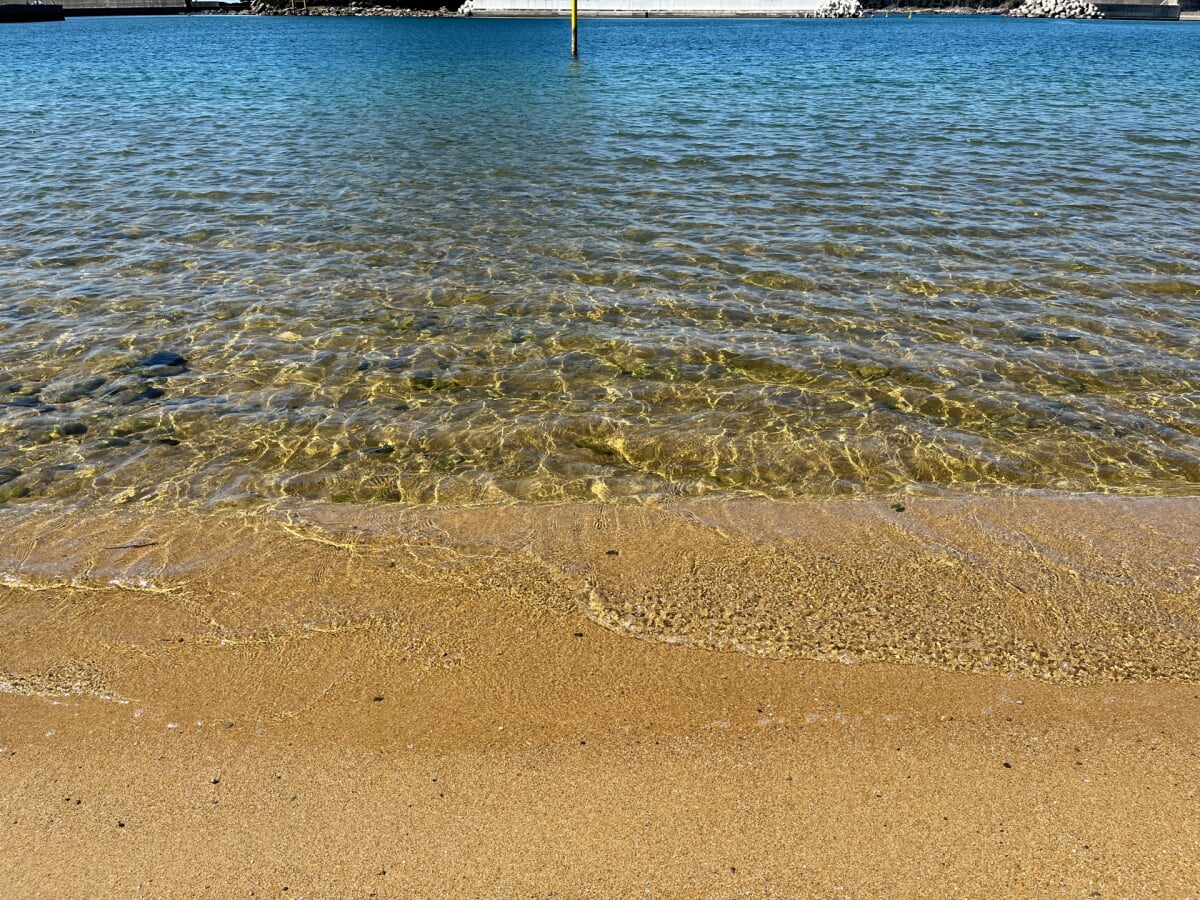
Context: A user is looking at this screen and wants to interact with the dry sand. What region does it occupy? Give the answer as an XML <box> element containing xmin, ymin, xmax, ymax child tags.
<box><xmin>1</xmin><ymin>496</ymin><xmax>1198</xmax><ymax>897</ymax></box>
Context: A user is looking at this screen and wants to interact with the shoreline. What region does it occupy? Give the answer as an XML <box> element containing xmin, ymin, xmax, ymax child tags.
<box><xmin>2</xmin><ymin>494</ymin><xmax>1199</xmax><ymax>894</ymax></box>
<box><xmin>3</xmin><ymin>493</ymin><xmax>1199</xmax><ymax>684</ymax></box>
<box><xmin>237</xmin><ymin>6</ymin><xmax>1009</xmax><ymax>13</ymax></box>
<box><xmin>219</xmin><ymin>5</ymin><xmax>1200</xmax><ymax>15</ymax></box>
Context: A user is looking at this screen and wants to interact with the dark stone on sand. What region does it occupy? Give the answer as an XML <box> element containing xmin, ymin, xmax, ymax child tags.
<box><xmin>576</xmin><ymin>438</ymin><xmax>618</xmax><ymax>459</ymax></box>
<box><xmin>1016</xmin><ymin>328</ymin><xmax>1080</xmax><ymax>345</ymax></box>
<box><xmin>129</xmin><ymin>387</ymin><xmax>166</xmax><ymax>403</ymax></box>
<box><xmin>103</xmin><ymin>378</ymin><xmax>166</xmax><ymax>404</ymax></box>
<box><xmin>2</xmin><ymin>382</ymin><xmax>41</xmax><ymax>397</ymax></box>
<box><xmin>855</xmin><ymin>363</ymin><xmax>891</xmax><ymax>381</ymax></box>
<box><xmin>140</xmin><ymin>351</ymin><xmax>186</xmax><ymax>368</ymax></box>
<box><xmin>134</xmin><ymin>351</ymin><xmax>188</xmax><ymax>377</ymax></box>
<box><xmin>145</xmin><ymin>364</ymin><xmax>186</xmax><ymax>378</ymax></box>
<box><xmin>112</xmin><ymin>419</ymin><xmax>157</xmax><ymax>438</ymax></box>
<box><xmin>0</xmin><ymin>467</ymin><xmax>20</xmax><ymax>485</ymax></box>
<box><xmin>55</xmin><ymin>422</ymin><xmax>88</xmax><ymax>437</ymax></box>
<box><xmin>435</xmin><ymin>452</ymin><xmax>465</xmax><ymax>471</ymax></box>
<box><xmin>47</xmin><ymin>377</ymin><xmax>106</xmax><ymax>404</ymax></box>
<box><xmin>0</xmin><ymin>483</ymin><xmax>30</xmax><ymax>502</ymax></box>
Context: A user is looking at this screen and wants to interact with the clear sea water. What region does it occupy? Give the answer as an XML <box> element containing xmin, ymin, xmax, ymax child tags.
<box><xmin>1</xmin><ymin>14</ymin><xmax>1198</xmax><ymax>507</ymax></box>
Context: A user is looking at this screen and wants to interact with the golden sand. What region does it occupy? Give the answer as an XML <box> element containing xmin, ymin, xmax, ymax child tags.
<box><xmin>1</xmin><ymin>497</ymin><xmax>1198</xmax><ymax>896</ymax></box>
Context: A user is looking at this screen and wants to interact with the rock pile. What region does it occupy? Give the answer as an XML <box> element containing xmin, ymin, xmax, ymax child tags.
<box><xmin>1008</xmin><ymin>0</ymin><xmax>1101</xmax><ymax>17</ymax></box>
<box><xmin>811</xmin><ymin>0</ymin><xmax>863</xmax><ymax>15</ymax></box>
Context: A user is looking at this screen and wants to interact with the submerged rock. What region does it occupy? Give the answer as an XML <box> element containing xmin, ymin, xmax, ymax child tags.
<box><xmin>133</xmin><ymin>351</ymin><xmax>188</xmax><ymax>378</ymax></box>
<box><xmin>855</xmin><ymin>362</ymin><xmax>891</xmax><ymax>381</ymax></box>
<box><xmin>140</xmin><ymin>351</ymin><xmax>186</xmax><ymax>368</ymax></box>
<box><xmin>131</xmin><ymin>386</ymin><xmax>166</xmax><ymax>403</ymax></box>
<box><xmin>5</xmin><ymin>396</ymin><xmax>44</xmax><ymax>409</ymax></box>
<box><xmin>103</xmin><ymin>375</ymin><xmax>167</xmax><ymax>404</ymax></box>
<box><xmin>1</xmin><ymin>382</ymin><xmax>41</xmax><ymax>397</ymax></box>
<box><xmin>46</xmin><ymin>377</ymin><xmax>107</xmax><ymax>404</ymax></box>
<box><xmin>0</xmin><ymin>483</ymin><xmax>30</xmax><ymax>502</ymax></box>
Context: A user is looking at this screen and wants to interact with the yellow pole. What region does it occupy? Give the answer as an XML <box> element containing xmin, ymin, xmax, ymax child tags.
<box><xmin>571</xmin><ymin>0</ymin><xmax>578</xmax><ymax>56</ymax></box>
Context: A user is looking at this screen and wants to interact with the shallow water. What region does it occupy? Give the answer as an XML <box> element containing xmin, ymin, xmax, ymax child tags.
<box><xmin>2</xmin><ymin>15</ymin><xmax>1198</xmax><ymax>507</ymax></box>
<box><xmin>3</xmin><ymin>497</ymin><xmax>1200</xmax><ymax>684</ymax></box>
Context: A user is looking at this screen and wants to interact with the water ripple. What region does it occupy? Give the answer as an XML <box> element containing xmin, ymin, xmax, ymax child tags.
<box><xmin>1</xmin><ymin>16</ymin><xmax>1198</xmax><ymax>506</ymax></box>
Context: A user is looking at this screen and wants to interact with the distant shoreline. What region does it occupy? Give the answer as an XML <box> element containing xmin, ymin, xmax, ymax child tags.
<box><xmin>237</xmin><ymin>5</ymin><xmax>1007</xmax><ymax>13</ymax></box>
<box><xmin>211</xmin><ymin>4</ymin><xmax>1200</xmax><ymax>14</ymax></box>
<box><xmin>234</xmin><ymin>0</ymin><xmax>1019</xmax><ymax>15</ymax></box>
<box><xmin>239</xmin><ymin>5</ymin><xmax>1009</xmax><ymax>13</ymax></box>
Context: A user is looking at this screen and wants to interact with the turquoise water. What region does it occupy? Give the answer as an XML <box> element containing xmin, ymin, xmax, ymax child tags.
<box><xmin>1</xmin><ymin>15</ymin><xmax>1198</xmax><ymax>506</ymax></box>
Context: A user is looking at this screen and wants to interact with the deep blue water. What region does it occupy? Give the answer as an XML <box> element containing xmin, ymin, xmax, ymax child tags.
<box><xmin>1</xmin><ymin>15</ymin><xmax>1198</xmax><ymax>505</ymax></box>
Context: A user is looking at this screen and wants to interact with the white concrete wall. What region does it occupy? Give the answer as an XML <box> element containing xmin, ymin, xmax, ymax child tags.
<box><xmin>463</xmin><ymin>0</ymin><xmax>827</xmax><ymax>15</ymax></box>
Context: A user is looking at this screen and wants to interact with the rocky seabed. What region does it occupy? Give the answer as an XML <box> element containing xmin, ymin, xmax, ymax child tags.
<box><xmin>1008</xmin><ymin>0</ymin><xmax>1102</xmax><ymax>16</ymax></box>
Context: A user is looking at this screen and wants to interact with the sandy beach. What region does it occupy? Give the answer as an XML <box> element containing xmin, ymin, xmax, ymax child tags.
<box><xmin>1</xmin><ymin>496</ymin><xmax>1198</xmax><ymax>896</ymax></box>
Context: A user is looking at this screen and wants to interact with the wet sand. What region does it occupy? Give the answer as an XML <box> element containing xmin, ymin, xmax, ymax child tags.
<box><xmin>1</xmin><ymin>497</ymin><xmax>1198</xmax><ymax>896</ymax></box>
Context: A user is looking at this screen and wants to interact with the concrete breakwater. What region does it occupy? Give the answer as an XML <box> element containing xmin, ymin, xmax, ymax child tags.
<box><xmin>57</xmin><ymin>0</ymin><xmax>191</xmax><ymax>14</ymax></box>
<box><xmin>0</xmin><ymin>2</ymin><xmax>65</xmax><ymax>20</ymax></box>
<box><xmin>22</xmin><ymin>0</ymin><xmax>445</xmax><ymax>14</ymax></box>
<box><xmin>248</xmin><ymin>0</ymin><xmax>455</xmax><ymax>12</ymax></box>
<box><xmin>1096</xmin><ymin>0</ymin><xmax>1181</xmax><ymax>15</ymax></box>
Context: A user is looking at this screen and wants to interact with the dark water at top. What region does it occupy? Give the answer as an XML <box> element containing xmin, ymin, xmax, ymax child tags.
<box><xmin>1</xmin><ymin>15</ymin><xmax>1198</xmax><ymax>507</ymax></box>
